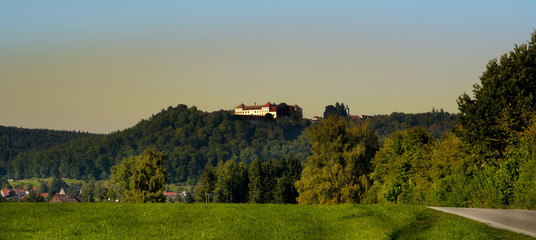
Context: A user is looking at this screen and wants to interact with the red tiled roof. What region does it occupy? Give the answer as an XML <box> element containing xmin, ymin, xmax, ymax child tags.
<box><xmin>164</xmin><ymin>192</ymin><xmax>178</xmax><ymax>197</ymax></box>
<box><xmin>1</xmin><ymin>189</ymin><xmax>11</xmax><ymax>197</ymax></box>
<box><xmin>1</xmin><ymin>189</ymin><xmax>27</xmax><ymax>197</ymax></box>
<box><xmin>242</xmin><ymin>105</ymin><xmax>264</xmax><ymax>110</ymax></box>
<box><xmin>236</xmin><ymin>102</ymin><xmax>277</xmax><ymax>111</ymax></box>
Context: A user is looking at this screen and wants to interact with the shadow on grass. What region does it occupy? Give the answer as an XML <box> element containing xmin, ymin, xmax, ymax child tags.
<box><xmin>388</xmin><ymin>208</ymin><xmax>437</xmax><ymax>240</ymax></box>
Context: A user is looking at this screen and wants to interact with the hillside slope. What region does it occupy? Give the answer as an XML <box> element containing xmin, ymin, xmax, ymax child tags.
<box><xmin>0</xmin><ymin>126</ymin><xmax>95</xmax><ymax>176</ymax></box>
<box><xmin>7</xmin><ymin>105</ymin><xmax>312</xmax><ymax>183</ymax></box>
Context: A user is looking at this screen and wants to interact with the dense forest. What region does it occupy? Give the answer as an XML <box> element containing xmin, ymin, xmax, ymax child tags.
<box><xmin>362</xmin><ymin>109</ymin><xmax>457</xmax><ymax>142</ymax></box>
<box><xmin>0</xmin><ymin>126</ymin><xmax>94</xmax><ymax>176</ymax></box>
<box><xmin>1</xmin><ymin>107</ymin><xmax>457</xmax><ymax>184</ymax></box>
<box><xmin>322</xmin><ymin>101</ymin><xmax>457</xmax><ymax>143</ymax></box>
<box><xmin>5</xmin><ymin>106</ymin><xmax>312</xmax><ymax>183</ymax></box>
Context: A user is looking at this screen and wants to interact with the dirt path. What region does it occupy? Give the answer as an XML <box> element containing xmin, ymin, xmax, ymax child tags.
<box><xmin>429</xmin><ymin>207</ymin><xmax>536</xmax><ymax>238</ymax></box>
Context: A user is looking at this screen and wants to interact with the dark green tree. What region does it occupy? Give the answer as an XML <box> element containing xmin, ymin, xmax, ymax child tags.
<box><xmin>213</xmin><ymin>160</ymin><xmax>248</xmax><ymax>203</ymax></box>
<box><xmin>81</xmin><ymin>178</ymin><xmax>96</xmax><ymax>202</ymax></box>
<box><xmin>276</xmin><ymin>103</ymin><xmax>290</xmax><ymax>118</ymax></box>
<box><xmin>0</xmin><ymin>176</ymin><xmax>11</xmax><ymax>189</ymax></box>
<box><xmin>49</xmin><ymin>176</ymin><xmax>67</xmax><ymax>196</ymax></box>
<box><xmin>248</xmin><ymin>158</ymin><xmax>264</xmax><ymax>203</ymax></box>
<box><xmin>38</xmin><ymin>180</ymin><xmax>49</xmax><ymax>193</ymax></box>
<box><xmin>193</xmin><ymin>165</ymin><xmax>216</xmax><ymax>203</ymax></box>
<box><xmin>22</xmin><ymin>190</ymin><xmax>45</xmax><ymax>202</ymax></box>
<box><xmin>323</xmin><ymin>105</ymin><xmax>337</xmax><ymax>119</ymax></box>
<box><xmin>274</xmin><ymin>158</ymin><xmax>302</xmax><ymax>204</ymax></box>
<box><xmin>456</xmin><ymin>31</ymin><xmax>536</xmax><ymax>161</ymax></box>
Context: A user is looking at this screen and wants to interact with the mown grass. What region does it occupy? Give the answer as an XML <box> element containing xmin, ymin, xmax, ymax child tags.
<box><xmin>0</xmin><ymin>203</ymin><xmax>532</xmax><ymax>240</ymax></box>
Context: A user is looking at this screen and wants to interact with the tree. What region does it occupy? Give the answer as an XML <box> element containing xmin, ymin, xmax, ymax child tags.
<box><xmin>323</xmin><ymin>105</ymin><xmax>337</xmax><ymax>119</ymax></box>
<box><xmin>49</xmin><ymin>176</ymin><xmax>67</xmax><ymax>195</ymax></box>
<box><xmin>456</xmin><ymin>31</ymin><xmax>536</xmax><ymax>161</ymax></box>
<box><xmin>193</xmin><ymin>165</ymin><xmax>216</xmax><ymax>203</ymax></box>
<box><xmin>295</xmin><ymin>115</ymin><xmax>378</xmax><ymax>205</ymax></box>
<box><xmin>274</xmin><ymin>158</ymin><xmax>302</xmax><ymax>204</ymax></box>
<box><xmin>507</xmin><ymin>120</ymin><xmax>536</xmax><ymax>209</ymax></box>
<box><xmin>0</xmin><ymin>176</ymin><xmax>11</xmax><ymax>189</ymax></box>
<box><xmin>38</xmin><ymin>180</ymin><xmax>49</xmax><ymax>194</ymax></box>
<box><xmin>110</xmin><ymin>148</ymin><xmax>167</xmax><ymax>203</ymax></box>
<box><xmin>81</xmin><ymin>178</ymin><xmax>96</xmax><ymax>202</ymax></box>
<box><xmin>276</xmin><ymin>103</ymin><xmax>290</xmax><ymax>118</ymax></box>
<box><xmin>23</xmin><ymin>190</ymin><xmax>45</xmax><ymax>202</ymax></box>
<box><xmin>248</xmin><ymin>158</ymin><xmax>264</xmax><ymax>203</ymax></box>
<box><xmin>213</xmin><ymin>160</ymin><xmax>248</xmax><ymax>203</ymax></box>
<box><xmin>369</xmin><ymin>127</ymin><xmax>433</xmax><ymax>204</ymax></box>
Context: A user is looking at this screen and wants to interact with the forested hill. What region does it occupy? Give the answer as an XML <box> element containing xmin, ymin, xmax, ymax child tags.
<box><xmin>354</xmin><ymin>109</ymin><xmax>457</xmax><ymax>143</ymax></box>
<box><xmin>0</xmin><ymin>126</ymin><xmax>95</xmax><ymax>176</ymax></box>
<box><xmin>7</xmin><ymin>105</ymin><xmax>312</xmax><ymax>183</ymax></box>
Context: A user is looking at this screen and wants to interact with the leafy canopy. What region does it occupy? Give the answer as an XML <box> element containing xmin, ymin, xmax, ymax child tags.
<box><xmin>111</xmin><ymin>148</ymin><xmax>167</xmax><ymax>203</ymax></box>
<box><xmin>456</xmin><ymin>31</ymin><xmax>536</xmax><ymax>160</ymax></box>
<box><xmin>295</xmin><ymin>115</ymin><xmax>378</xmax><ymax>205</ymax></box>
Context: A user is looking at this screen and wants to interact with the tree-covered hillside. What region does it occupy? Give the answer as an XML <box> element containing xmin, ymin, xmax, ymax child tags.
<box><xmin>0</xmin><ymin>126</ymin><xmax>94</xmax><ymax>176</ymax></box>
<box><xmin>3</xmin><ymin>104</ymin><xmax>459</xmax><ymax>185</ymax></box>
<box><xmin>7</xmin><ymin>105</ymin><xmax>312</xmax><ymax>183</ymax></box>
<box><xmin>354</xmin><ymin>109</ymin><xmax>457</xmax><ymax>143</ymax></box>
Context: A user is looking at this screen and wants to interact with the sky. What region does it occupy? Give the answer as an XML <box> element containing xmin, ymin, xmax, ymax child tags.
<box><xmin>1</xmin><ymin>1</ymin><xmax>536</xmax><ymax>133</ymax></box>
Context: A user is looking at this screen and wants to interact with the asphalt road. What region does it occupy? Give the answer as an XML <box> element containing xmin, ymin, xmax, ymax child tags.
<box><xmin>429</xmin><ymin>206</ymin><xmax>536</xmax><ymax>238</ymax></box>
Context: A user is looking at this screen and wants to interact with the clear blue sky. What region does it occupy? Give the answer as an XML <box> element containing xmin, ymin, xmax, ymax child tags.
<box><xmin>1</xmin><ymin>1</ymin><xmax>535</xmax><ymax>133</ymax></box>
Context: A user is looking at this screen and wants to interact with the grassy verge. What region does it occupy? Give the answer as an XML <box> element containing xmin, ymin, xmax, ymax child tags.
<box><xmin>0</xmin><ymin>203</ymin><xmax>532</xmax><ymax>240</ymax></box>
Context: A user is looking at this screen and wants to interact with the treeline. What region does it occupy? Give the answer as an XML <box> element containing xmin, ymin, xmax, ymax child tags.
<box><xmin>193</xmin><ymin>158</ymin><xmax>302</xmax><ymax>204</ymax></box>
<box><xmin>322</xmin><ymin>102</ymin><xmax>457</xmax><ymax>143</ymax></box>
<box><xmin>358</xmin><ymin>109</ymin><xmax>457</xmax><ymax>143</ymax></box>
<box><xmin>363</xmin><ymin>31</ymin><xmax>536</xmax><ymax>209</ymax></box>
<box><xmin>7</xmin><ymin>106</ymin><xmax>312</xmax><ymax>183</ymax></box>
<box><xmin>0</xmin><ymin>126</ymin><xmax>94</xmax><ymax>176</ymax></box>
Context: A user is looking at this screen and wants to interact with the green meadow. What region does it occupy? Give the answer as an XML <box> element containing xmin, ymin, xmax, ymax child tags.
<box><xmin>0</xmin><ymin>203</ymin><xmax>532</xmax><ymax>240</ymax></box>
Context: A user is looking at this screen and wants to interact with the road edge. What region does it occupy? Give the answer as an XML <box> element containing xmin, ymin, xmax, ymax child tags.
<box><xmin>428</xmin><ymin>206</ymin><xmax>536</xmax><ymax>238</ymax></box>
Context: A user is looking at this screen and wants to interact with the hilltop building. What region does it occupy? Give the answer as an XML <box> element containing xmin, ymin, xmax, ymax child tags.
<box><xmin>234</xmin><ymin>102</ymin><xmax>303</xmax><ymax>120</ymax></box>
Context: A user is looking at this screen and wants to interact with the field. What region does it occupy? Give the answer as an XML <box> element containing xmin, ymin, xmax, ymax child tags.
<box><xmin>0</xmin><ymin>203</ymin><xmax>532</xmax><ymax>240</ymax></box>
<box><xmin>7</xmin><ymin>177</ymin><xmax>103</xmax><ymax>188</ymax></box>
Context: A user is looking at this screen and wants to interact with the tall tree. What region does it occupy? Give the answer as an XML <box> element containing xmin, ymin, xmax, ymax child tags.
<box><xmin>81</xmin><ymin>178</ymin><xmax>96</xmax><ymax>202</ymax></box>
<box><xmin>248</xmin><ymin>158</ymin><xmax>264</xmax><ymax>203</ymax></box>
<box><xmin>110</xmin><ymin>148</ymin><xmax>167</xmax><ymax>203</ymax></box>
<box><xmin>193</xmin><ymin>165</ymin><xmax>216</xmax><ymax>203</ymax></box>
<box><xmin>49</xmin><ymin>176</ymin><xmax>67</xmax><ymax>195</ymax></box>
<box><xmin>456</xmin><ymin>31</ymin><xmax>536</xmax><ymax>161</ymax></box>
<box><xmin>213</xmin><ymin>160</ymin><xmax>248</xmax><ymax>203</ymax></box>
<box><xmin>369</xmin><ymin>127</ymin><xmax>433</xmax><ymax>204</ymax></box>
<box><xmin>323</xmin><ymin>105</ymin><xmax>337</xmax><ymax>119</ymax></box>
<box><xmin>295</xmin><ymin>116</ymin><xmax>378</xmax><ymax>205</ymax></box>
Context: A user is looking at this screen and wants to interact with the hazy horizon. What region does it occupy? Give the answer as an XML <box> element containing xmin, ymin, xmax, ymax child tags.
<box><xmin>2</xmin><ymin>1</ymin><xmax>536</xmax><ymax>133</ymax></box>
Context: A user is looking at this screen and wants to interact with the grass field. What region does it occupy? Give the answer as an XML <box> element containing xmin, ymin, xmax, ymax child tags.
<box><xmin>0</xmin><ymin>203</ymin><xmax>532</xmax><ymax>240</ymax></box>
<box><xmin>7</xmin><ymin>177</ymin><xmax>103</xmax><ymax>188</ymax></box>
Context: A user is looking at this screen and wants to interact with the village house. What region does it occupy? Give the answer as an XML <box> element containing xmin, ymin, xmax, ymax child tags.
<box><xmin>49</xmin><ymin>193</ymin><xmax>85</xmax><ymax>203</ymax></box>
<box><xmin>48</xmin><ymin>187</ymin><xmax>85</xmax><ymax>203</ymax></box>
<box><xmin>1</xmin><ymin>189</ymin><xmax>27</xmax><ymax>199</ymax></box>
<box><xmin>233</xmin><ymin>102</ymin><xmax>303</xmax><ymax>119</ymax></box>
<box><xmin>164</xmin><ymin>191</ymin><xmax>186</xmax><ymax>201</ymax></box>
<box><xmin>164</xmin><ymin>192</ymin><xmax>178</xmax><ymax>199</ymax></box>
